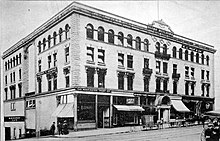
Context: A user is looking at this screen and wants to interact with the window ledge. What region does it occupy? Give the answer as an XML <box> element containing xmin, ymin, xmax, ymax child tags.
<box><xmin>118</xmin><ymin>65</ymin><xmax>125</xmax><ymax>69</ymax></box>
<box><xmin>98</xmin><ymin>62</ymin><xmax>106</xmax><ymax>66</ymax></box>
<box><xmin>65</xmin><ymin>61</ymin><xmax>70</xmax><ymax>65</ymax></box>
<box><xmin>127</xmin><ymin>68</ymin><xmax>134</xmax><ymax>71</ymax></box>
<box><xmin>86</xmin><ymin>60</ymin><xmax>95</xmax><ymax>65</ymax></box>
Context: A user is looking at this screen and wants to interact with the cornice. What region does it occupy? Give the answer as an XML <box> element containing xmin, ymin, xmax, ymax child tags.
<box><xmin>2</xmin><ymin>2</ymin><xmax>216</xmax><ymax>59</ymax></box>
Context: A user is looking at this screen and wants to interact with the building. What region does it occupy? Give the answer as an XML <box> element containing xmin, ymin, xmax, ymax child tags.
<box><xmin>2</xmin><ymin>2</ymin><xmax>216</xmax><ymax>140</ymax></box>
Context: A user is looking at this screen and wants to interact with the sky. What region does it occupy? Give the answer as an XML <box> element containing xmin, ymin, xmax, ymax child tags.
<box><xmin>0</xmin><ymin>1</ymin><xmax>220</xmax><ymax>109</ymax></box>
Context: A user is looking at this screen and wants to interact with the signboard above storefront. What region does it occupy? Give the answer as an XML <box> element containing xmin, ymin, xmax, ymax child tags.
<box><xmin>126</xmin><ymin>98</ymin><xmax>135</xmax><ymax>104</ymax></box>
<box><xmin>4</xmin><ymin>116</ymin><xmax>25</xmax><ymax>122</ymax></box>
<box><xmin>75</xmin><ymin>87</ymin><xmax>111</xmax><ymax>93</ymax></box>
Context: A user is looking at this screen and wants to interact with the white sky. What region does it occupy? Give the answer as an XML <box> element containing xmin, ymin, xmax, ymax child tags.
<box><xmin>1</xmin><ymin>1</ymin><xmax>220</xmax><ymax>109</ymax></box>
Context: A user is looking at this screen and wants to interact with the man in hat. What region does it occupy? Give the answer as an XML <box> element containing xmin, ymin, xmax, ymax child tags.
<box><xmin>205</xmin><ymin>123</ymin><xmax>213</xmax><ymax>141</ymax></box>
<box><xmin>50</xmin><ymin>122</ymin><xmax>56</xmax><ymax>136</ymax></box>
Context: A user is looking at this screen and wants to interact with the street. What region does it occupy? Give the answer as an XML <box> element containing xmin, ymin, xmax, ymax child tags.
<box><xmin>18</xmin><ymin>125</ymin><xmax>203</xmax><ymax>141</ymax></box>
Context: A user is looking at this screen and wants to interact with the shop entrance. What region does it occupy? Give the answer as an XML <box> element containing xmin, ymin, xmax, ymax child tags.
<box><xmin>97</xmin><ymin>95</ymin><xmax>110</xmax><ymax>128</ymax></box>
<box><xmin>5</xmin><ymin>127</ymin><xmax>11</xmax><ymax>140</ymax></box>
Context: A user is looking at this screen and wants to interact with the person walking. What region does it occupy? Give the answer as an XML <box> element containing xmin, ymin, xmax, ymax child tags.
<box><xmin>212</xmin><ymin>122</ymin><xmax>220</xmax><ymax>141</ymax></box>
<box><xmin>204</xmin><ymin>123</ymin><xmax>213</xmax><ymax>141</ymax></box>
<box><xmin>63</xmin><ymin>120</ymin><xmax>69</xmax><ymax>135</ymax></box>
<box><xmin>57</xmin><ymin>122</ymin><xmax>62</xmax><ymax>135</ymax></box>
<box><xmin>50</xmin><ymin>122</ymin><xmax>56</xmax><ymax>136</ymax></box>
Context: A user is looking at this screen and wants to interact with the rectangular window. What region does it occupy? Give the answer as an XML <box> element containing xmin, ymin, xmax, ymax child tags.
<box><xmin>163</xmin><ymin>79</ymin><xmax>168</xmax><ymax>92</ymax></box>
<box><xmin>98</xmin><ymin>70</ymin><xmax>106</xmax><ymax>88</ymax></box>
<box><xmin>118</xmin><ymin>53</ymin><xmax>124</xmax><ymax>66</ymax></box>
<box><xmin>53</xmin><ymin>75</ymin><xmax>57</xmax><ymax>90</ymax></box>
<box><xmin>18</xmin><ymin>84</ymin><xmax>22</xmax><ymax>97</ymax></box>
<box><xmin>5</xmin><ymin>75</ymin><xmax>7</xmax><ymax>85</ymax></box>
<box><xmin>127</xmin><ymin>55</ymin><xmax>133</xmax><ymax>68</ymax></box>
<box><xmin>19</xmin><ymin>69</ymin><xmax>21</xmax><ymax>80</ymax></box>
<box><xmin>173</xmin><ymin>64</ymin><xmax>177</xmax><ymax>74</ymax></box>
<box><xmin>185</xmin><ymin>66</ymin><xmax>189</xmax><ymax>78</ymax></box>
<box><xmin>156</xmin><ymin>61</ymin><xmax>161</xmax><ymax>73</ymax></box>
<box><xmin>38</xmin><ymin>79</ymin><xmax>42</xmax><ymax>93</ymax></box>
<box><xmin>185</xmin><ymin>82</ymin><xmax>189</xmax><ymax>95</ymax></box>
<box><xmin>173</xmin><ymin>81</ymin><xmax>177</xmax><ymax>94</ymax></box>
<box><xmin>144</xmin><ymin>78</ymin><xmax>149</xmax><ymax>92</ymax></box>
<box><xmin>201</xmin><ymin>84</ymin><xmax>205</xmax><ymax>96</ymax></box>
<box><xmin>10</xmin><ymin>73</ymin><xmax>12</xmax><ymax>83</ymax></box>
<box><xmin>38</xmin><ymin>60</ymin><xmax>41</xmax><ymax>72</ymax></box>
<box><xmin>191</xmin><ymin>84</ymin><xmax>194</xmax><ymax>95</ymax></box>
<box><xmin>5</xmin><ymin>88</ymin><xmax>8</xmax><ymax>100</ymax></box>
<box><xmin>144</xmin><ymin>58</ymin><xmax>149</xmax><ymax>68</ymax></box>
<box><xmin>87</xmin><ymin>68</ymin><xmax>94</xmax><ymax>87</ymax></box>
<box><xmin>53</xmin><ymin>53</ymin><xmax>57</xmax><ymax>67</ymax></box>
<box><xmin>86</xmin><ymin>47</ymin><xmax>94</xmax><ymax>62</ymax></box>
<box><xmin>201</xmin><ymin>70</ymin><xmax>205</xmax><ymax>79</ymax></box>
<box><xmin>98</xmin><ymin>49</ymin><xmax>105</xmax><ymax>64</ymax></box>
<box><xmin>191</xmin><ymin>67</ymin><xmax>195</xmax><ymax>78</ymax></box>
<box><xmin>11</xmin><ymin>103</ymin><xmax>15</xmax><ymax>111</ymax></box>
<box><xmin>48</xmin><ymin>55</ymin><xmax>51</xmax><ymax>69</ymax></box>
<box><xmin>118</xmin><ymin>72</ymin><xmax>124</xmax><ymax>90</ymax></box>
<box><xmin>206</xmin><ymin>71</ymin><xmax>209</xmax><ymax>80</ymax></box>
<box><xmin>156</xmin><ymin>78</ymin><xmax>161</xmax><ymax>92</ymax></box>
<box><xmin>65</xmin><ymin>47</ymin><xmax>70</xmax><ymax>63</ymax></box>
<box><xmin>13</xmin><ymin>72</ymin><xmax>15</xmax><ymax>82</ymax></box>
<box><xmin>48</xmin><ymin>78</ymin><xmax>52</xmax><ymax>91</ymax></box>
<box><xmin>127</xmin><ymin>74</ymin><xmax>133</xmax><ymax>90</ymax></box>
<box><xmin>163</xmin><ymin>62</ymin><xmax>168</xmax><ymax>74</ymax></box>
<box><xmin>65</xmin><ymin>75</ymin><xmax>70</xmax><ymax>88</ymax></box>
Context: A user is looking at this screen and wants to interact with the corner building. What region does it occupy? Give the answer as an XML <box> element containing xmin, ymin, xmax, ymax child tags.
<box><xmin>2</xmin><ymin>2</ymin><xmax>216</xmax><ymax>139</ymax></box>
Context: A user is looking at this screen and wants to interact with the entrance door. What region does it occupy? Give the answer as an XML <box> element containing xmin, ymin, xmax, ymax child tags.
<box><xmin>5</xmin><ymin>127</ymin><xmax>11</xmax><ymax>140</ymax></box>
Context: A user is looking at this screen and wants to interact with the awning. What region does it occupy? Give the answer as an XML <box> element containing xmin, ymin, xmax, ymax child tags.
<box><xmin>171</xmin><ymin>100</ymin><xmax>190</xmax><ymax>112</ymax></box>
<box><xmin>205</xmin><ymin>109</ymin><xmax>220</xmax><ymax>117</ymax></box>
<box><xmin>57</xmin><ymin>103</ymin><xmax>74</xmax><ymax>118</ymax></box>
<box><xmin>113</xmin><ymin>105</ymin><xmax>144</xmax><ymax>112</ymax></box>
<box><xmin>51</xmin><ymin>104</ymin><xmax>66</xmax><ymax>117</ymax></box>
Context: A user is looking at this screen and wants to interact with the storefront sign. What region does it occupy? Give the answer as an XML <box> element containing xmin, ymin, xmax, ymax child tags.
<box><xmin>75</xmin><ymin>87</ymin><xmax>111</xmax><ymax>93</ymax></box>
<box><xmin>4</xmin><ymin>116</ymin><xmax>25</xmax><ymax>122</ymax></box>
<box><xmin>126</xmin><ymin>98</ymin><xmax>135</xmax><ymax>104</ymax></box>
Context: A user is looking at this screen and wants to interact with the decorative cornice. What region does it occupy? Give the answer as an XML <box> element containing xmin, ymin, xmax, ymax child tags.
<box><xmin>2</xmin><ymin>2</ymin><xmax>216</xmax><ymax>59</ymax></box>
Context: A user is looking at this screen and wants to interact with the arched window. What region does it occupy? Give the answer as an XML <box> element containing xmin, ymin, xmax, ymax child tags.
<box><xmin>155</xmin><ymin>42</ymin><xmax>160</xmax><ymax>52</ymax></box>
<box><xmin>5</xmin><ymin>62</ymin><xmax>7</xmax><ymax>70</ymax></box>
<box><xmin>59</xmin><ymin>28</ymin><xmax>63</xmax><ymax>42</ymax></box>
<box><xmin>53</xmin><ymin>32</ymin><xmax>57</xmax><ymax>46</ymax></box>
<box><xmin>172</xmin><ymin>46</ymin><xmax>176</xmax><ymax>58</ymax></box>
<box><xmin>127</xmin><ymin>34</ymin><xmax>133</xmax><ymax>47</ymax></box>
<box><xmin>190</xmin><ymin>51</ymin><xmax>194</xmax><ymax>62</ymax></box>
<box><xmin>118</xmin><ymin>32</ymin><xmax>124</xmax><ymax>46</ymax></box>
<box><xmin>38</xmin><ymin>41</ymin><xmax>41</xmax><ymax>53</ymax></box>
<box><xmin>201</xmin><ymin>54</ymin><xmax>204</xmax><ymax>64</ymax></box>
<box><xmin>108</xmin><ymin>29</ymin><xmax>114</xmax><ymax>44</ymax></box>
<box><xmin>144</xmin><ymin>39</ymin><xmax>149</xmax><ymax>52</ymax></box>
<box><xmin>98</xmin><ymin>26</ymin><xmax>104</xmax><ymax>41</ymax></box>
<box><xmin>86</xmin><ymin>24</ymin><xmax>94</xmax><ymax>39</ymax></box>
<box><xmin>206</xmin><ymin>55</ymin><xmax>209</xmax><ymax>66</ymax></box>
<box><xmin>196</xmin><ymin>53</ymin><xmax>199</xmax><ymax>63</ymax></box>
<box><xmin>179</xmin><ymin>48</ymin><xmax>182</xmax><ymax>59</ymax></box>
<box><xmin>43</xmin><ymin>38</ymin><xmax>46</xmax><ymax>51</ymax></box>
<box><xmin>163</xmin><ymin>44</ymin><xmax>167</xmax><ymax>54</ymax></box>
<box><xmin>185</xmin><ymin>50</ymin><xmax>188</xmax><ymax>60</ymax></box>
<box><xmin>48</xmin><ymin>35</ymin><xmax>51</xmax><ymax>48</ymax></box>
<box><xmin>65</xmin><ymin>24</ymin><xmax>70</xmax><ymax>39</ymax></box>
<box><xmin>135</xmin><ymin>37</ymin><xmax>141</xmax><ymax>50</ymax></box>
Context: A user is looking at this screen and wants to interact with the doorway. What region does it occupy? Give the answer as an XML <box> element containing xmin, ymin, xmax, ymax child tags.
<box><xmin>5</xmin><ymin>127</ymin><xmax>11</xmax><ymax>140</ymax></box>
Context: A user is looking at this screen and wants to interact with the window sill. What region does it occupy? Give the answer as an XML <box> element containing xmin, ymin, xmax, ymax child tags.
<box><xmin>11</xmin><ymin>109</ymin><xmax>16</xmax><ymax>111</ymax></box>
<box><xmin>98</xmin><ymin>62</ymin><xmax>106</xmax><ymax>66</ymax></box>
<box><xmin>127</xmin><ymin>68</ymin><xmax>134</xmax><ymax>71</ymax></box>
<box><xmin>86</xmin><ymin>60</ymin><xmax>95</xmax><ymax>65</ymax></box>
<box><xmin>118</xmin><ymin>65</ymin><xmax>125</xmax><ymax>69</ymax></box>
<box><xmin>64</xmin><ymin>61</ymin><xmax>70</xmax><ymax>65</ymax></box>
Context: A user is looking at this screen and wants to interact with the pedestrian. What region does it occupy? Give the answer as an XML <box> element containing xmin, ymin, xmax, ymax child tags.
<box><xmin>50</xmin><ymin>122</ymin><xmax>56</xmax><ymax>136</ymax></box>
<box><xmin>204</xmin><ymin>123</ymin><xmax>213</xmax><ymax>141</ymax></box>
<box><xmin>57</xmin><ymin>122</ymin><xmax>62</xmax><ymax>135</ymax></box>
<box><xmin>212</xmin><ymin>122</ymin><xmax>220</xmax><ymax>141</ymax></box>
<box><xmin>63</xmin><ymin>120</ymin><xmax>69</xmax><ymax>135</ymax></box>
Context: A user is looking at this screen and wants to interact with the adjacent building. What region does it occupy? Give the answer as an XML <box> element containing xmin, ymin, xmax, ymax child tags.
<box><xmin>2</xmin><ymin>2</ymin><xmax>216</xmax><ymax>140</ymax></box>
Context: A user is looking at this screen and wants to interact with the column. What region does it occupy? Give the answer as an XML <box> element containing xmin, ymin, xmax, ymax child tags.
<box><xmin>95</xmin><ymin>95</ymin><xmax>98</xmax><ymax>129</ymax></box>
<box><xmin>158</xmin><ymin>108</ymin><xmax>161</xmax><ymax>120</ymax></box>
<box><xmin>109</xmin><ymin>95</ymin><xmax>113</xmax><ymax>128</ymax></box>
<box><xmin>73</xmin><ymin>94</ymin><xmax>78</xmax><ymax>131</ymax></box>
<box><xmin>124</xmin><ymin>74</ymin><xmax>127</xmax><ymax>90</ymax></box>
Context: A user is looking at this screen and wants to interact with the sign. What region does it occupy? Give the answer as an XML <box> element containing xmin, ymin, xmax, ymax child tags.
<box><xmin>126</xmin><ymin>98</ymin><xmax>135</xmax><ymax>104</ymax></box>
<box><xmin>75</xmin><ymin>87</ymin><xmax>111</xmax><ymax>93</ymax></box>
<box><xmin>4</xmin><ymin>116</ymin><xmax>25</xmax><ymax>122</ymax></box>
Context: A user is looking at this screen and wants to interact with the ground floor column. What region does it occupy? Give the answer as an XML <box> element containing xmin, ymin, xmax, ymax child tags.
<box><xmin>109</xmin><ymin>95</ymin><xmax>113</xmax><ymax>128</ymax></box>
<box><xmin>95</xmin><ymin>95</ymin><xmax>98</xmax><ymax>128</ymax></box>
<box><xmin>74</xmin><ymin>94</ymin><xmax>77</xmax><ymax>131</ymax></box>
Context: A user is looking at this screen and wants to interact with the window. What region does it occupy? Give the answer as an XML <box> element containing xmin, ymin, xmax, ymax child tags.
<box><xmin>127</xmin><ymin>34</ymin><xmax>133</xmax><ymax>47</ymax></box>
<box><xmin>190</xmin><ymin>52</ymin><xmax>194</xmax><ymax>62</ymax></box>
<box><xmin>196</xmin><ymin>53</ymin><xmax>199</xmax><ymax>63</ymax></box>
<box><xmin>5</xmin><ymin>75</ymin><xmax>7</xmax><ymax>85</ymax></box>
<box><xmin>98</xmin><ymin>49</ymin><xmax>105</xmax><ymax>64</ymax></box>
<box><xmin>10</xmin><ymin>73</ymin><xmax>12</xmax><ymax>83</ymax></box>
<box><xmin>191</xmin><ymin>67</ymin><xmax>195</xmax><ymax>78</ymax></box>
<box><xmin>59</xmin><ymin>28</ymin><xmax>63</xmax><ymax>42</ymax></box>
<box><xmin>86</xmin><ymin>47</ymin><xmax>94</xmax><ymax>62</ymax></box>
<box><xmin>19</xmin><ymin>53</ymin><xmax>22</xmax><ymax>64</ymax></box>
<box><xmin>10</xmin><ymin>58</ymin><xmax>12</xmax><ymax>68</ymax></box>
<box><xmin>206</xmin><ymin>71</ymin><xmax>209</xmax><ymax>80</ymax></box>
<box><xmin>98</xmin><ymin>26</ymin><xmax>104</xmax><ymax>41</ymax></box>
<box><xmin>118</xmin><ymin>32</ymin><xmax>124</xmax><ymax>46</ymax></box>
<box><xmin>43</xmin><ymin>38</ymin><xmax>46</xmax><ymax>51</ymax></box>
<box><xmin>173</xmin><ymin>81</ymin><xmax>177</xmax><ymax>94</ymax></box>
<box><xmin>179</xmin><ymin>48</ymin><xmax>182</xmax><ymax>59</ymax></box>
<box><xmin>201</xmin><ymin>54</ymin><xmax>204</xmax><ymax>64</ymax></box>
<box><xmin>26</xmin><ymin>100</ymin><xmax>36</xmax><ymax>108</ymax></box>
<box><xmin>201</xmin><ymin>70</ymin><xmax>205</xmax><ymax>79</ymax></box>
<box><xmin>127</xmin><ymin>73</ymin><xmax>134</xmax><ymax>90</ymax></box>
<box><xmin>163</xmin><ymin>62</ymin><xmax>168</xmax><ymax>74</ymax></box>
<box><xmin>156</xmin><ymin>61</ymin><xmax>161</xmax><ymax>73</ymax></box>
<box><xmin>53</xmin><ymin>53</ymin><xmax>57</xmax><ymax>67</ymax></box>
<box><xmin>144</xmin><ymin>78</ymin><xmax>150</xmax><ymax>92</ymax></box>
<box><xmin>97</xmin><ymin>69</ymin><xmax>106</xmax><ymax>88</ymax></box>
<box><xmin>206</xmin><ymin>85</ymin><xmax>210</xmax><ymax>97</ymax></box>
<box><xmin>172</xmin><ymin>47</ymin><xmax>176</xmax><ymax>58</ymax></box>
<box><xmin>118</xmin><ymin>72</ymin><xmax>124</xmax><ymax>90</ymax></box>
<box><xmin>163</xmin><ymin>79</ymin><xmax>168</xmax><ymax>92</ymax></box>
<box><xmin>37</xmin><ymin>77</ymin><xmax>42</xmax><ymax>93</ymax></box>
<box><xmin>65</xmin><ymin>47</ymin><xmax>70</xmax><ymax>63</ymax></box>
<box><xmin>108</xmin><ymin>29</ymin><xmax>114</xmax><ymax>44</ymax></box>
<box><xmin>156</xmin><ymin>78</ymin><xmax>161</xmax><ymax>92</ymax></box>
<box><xmin>16</xmin><ymin>55</ymin><xmax>18</xmax><ymax>65</ymax></box>
<box><xmin>191</xmin><ymin>84</ymin><xmax>195</xmax><ymax>96</ymax></box>
<box><xmin>65</xmin><ymin>75</ymin><xmax>70</xmax><ymax>88</ymax></box>
<box><xmin>5</xmin><ymin>88</ymin><xmax>8</xmax><ymax>100</ymax></box>
<box><xmin>8</xmin><ymin>60</ymin><xmax>10</xmax><ymax>69</ymax></box>
<box><xmin>19</xmin><ymin>69</ymin><xmax>21</xmax><ymax>80</ymax></box>
<box><xmin>173</xmin><ymin>64</ymin><xmax>177</xmax><ymax>74</ymax></box>
<box><xmin>163</xmin><ymin>44</ymin><xmax>167</xmax><ymax>54</ymax></box>
<box><xmin>38</xmin><ymin>41</ymin><xmax>41</xmax><ymax>53</ymax></box>
<box><xmin>65</xmin><ymin>24</ymin><xmax>70</xmax><ymax>39</ymax></box>
<box><xmin>185</xmin><ymin>50</ymin><xmax>188</xmax><ymax>61</ymax></box>
<box><xmin>155</xmin><ymin>42</ymin><xmax>160</xmax><ymax>52</ymax></box>
<box><xmin>144</xmin><ymin>39</ymin><xmax>149</xmax><ymax>52</ymax></box>
<box><xmin>135</xmin><ymin>37</ymin><xmax>141</xmax><ymax>50</ymax></box>
<box><xmin>13</xmin><ymin>72</ymin><xmax>15</xmax><ymax>82</ymax></box>
<box><xmin>38</xmin><ymin>60</ymin><xmax>41</xmax><ymax>72</ymax></box>
<box><xmin>185</xmin><ymin>82</ymin><xmax>189</xmax><ymax>95</ymax></box>
<box><xmin>86</xmin><ymin>24</ymin><xmax>94</xmax><ymax>39</ymax></box>
<box><xmin>10</xmin><ymin>85</ymin><xmax>16</xmax><ymax>99</ymax></box>
<box><xmin>201</xmin><ymin>84</ymin><xmax>205</xmax><ymax>96</ymax></box>
<box><xmin>185</xmin><ymin>66</ymin><xmax>189</xmax><ymax>78</ymax></box>
<box><xmin>206</xmin><ymin>55</ymin><xmax>209</xmax><ymax>66</ymax></box>
<box><xmin>53</xmin><ymin>74</ymin><xmax>57</xmax><ymax>90</ymax></box>
<box><xmin>48</xmin><ymin>55</ymin><xmax>51</xmax><ymax>69</ymax></box>
<box><xmin>86</xmin><ymin>67</ymin><xmax>95</xmax><ymax>87</ymax></box>
<box><xmin>127</xmin><ymin>55</ymin><xmax>133</xmax><ymax>68</ymax></box>
<box><xmin>118</xmin><ymin>53</ymin><xmax>124</xmax><ymax>66</ymax></box>
<box><xmin>53</xmin><ymin>32</ymin><xmax>57</xmax><ymax>45</ymax></box>
<box><xmin>13</xmin><ymin>57</ymin><xmax>15</xmax><ymax>67</ymax></box>
<box><xmin>144</xmin><ymin>58</ymin><xmax>149</xmax><ymax>69</ymax></box>
<box><xmin>5</xmin><ymin>62</ymin><xmax>7</xmax><ymax>71</ymax></box>
<box><xmin>47</xmin><ymin>75</ymin><xmax>52</xmax><ymax>91</ymax></box>
<box><xmin>11</xmin><ymin>103</ymin><xmax>15</xmax><ymax>111</ymax></box>
<box><xmin>18</xmin><ymin>83</ymin><xmax>22</xmax><ymax>97</ymax></box>
<box><xmin>48</xmin><ymin>35</ymin><xmax>51</xmax><ymax>48</ymax></box>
